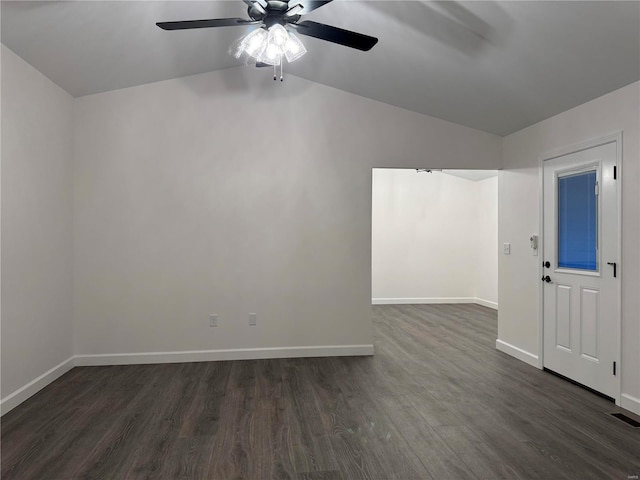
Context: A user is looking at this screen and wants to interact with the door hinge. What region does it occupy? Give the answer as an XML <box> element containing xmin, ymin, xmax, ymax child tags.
<box><xmin>613</xmin><ymin>361</ymin><xmax>617</xmax><ymax>376</ymax></box>
<box><xmin>595</xmin><ymin>181</ymin><xmax>599</xmax><ymax>195</ymax></box>
<box><xmin>613</xmin><ymin>165</ymin><xmax>617</xmax><ymax>179</ymax></box>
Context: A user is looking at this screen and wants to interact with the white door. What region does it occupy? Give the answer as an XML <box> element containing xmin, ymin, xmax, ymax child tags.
<box><xmin>542</xmin><ymin>141</ymin><xmax>619</xmax><ymax>399</ymax></box>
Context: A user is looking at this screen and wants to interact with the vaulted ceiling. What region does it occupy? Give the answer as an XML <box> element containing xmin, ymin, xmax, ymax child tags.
<box><xmin>2</xmin><ymin>1</ymin><xmax>639</xmax><ymax>135</ymax></box>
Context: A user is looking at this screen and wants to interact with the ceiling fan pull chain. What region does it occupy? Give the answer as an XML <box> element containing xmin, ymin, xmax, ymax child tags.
<box><xmin>280</xmin><ymin>60</ymin><xmax>284</xmax><ymax>82</ymax></box>
<box><xmin>273</xmin><ymin>64</ymin><xmax>277</xmax><ymax>81</ymax></box>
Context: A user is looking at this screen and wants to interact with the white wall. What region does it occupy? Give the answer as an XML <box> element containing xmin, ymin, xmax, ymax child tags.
<box><xmin>498</xmin><ymin>81</ymin><xmax>640</xmax><ymax>414</ymax></box>
<box><xmin>1</xmin><ymin>46</ymin><xmax>74</xmax><ymax>409</ymax></box>
<box><xmin>474</xmin><ymin>176</ymin><xmax>498</xmax><ymax>305</ymax></box>
<box><xmin>371</xmin><ymin>169</ymin><xmax>497</xmax><ymax>307</ymax></box>
<box><xmin>72</xmin><ymin>67</ymin><xmax>502</xmax><ymax>359</ymax></box>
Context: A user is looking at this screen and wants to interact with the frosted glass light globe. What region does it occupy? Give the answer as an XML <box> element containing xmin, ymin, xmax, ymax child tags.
<box><xmin>283</xmin><ymin>32</ymin><xmax>307</xmax><ymax>62</ymax></box>
<box><xmin>240</xmin><ymin>28</ymin><xmax>267</xmax><ymax>58</ymax></box>
<box><xmin>260</xmin><ymin>42</ymin><xmax>282</xmax><ymax>66</ymax></box>
<box><xmin>268</xmin><ymin>24</ymin><xmax>289</xmax><ymax>47</ymax></box>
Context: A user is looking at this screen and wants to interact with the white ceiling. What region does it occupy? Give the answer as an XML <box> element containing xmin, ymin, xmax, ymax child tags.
<box><xmin>2</xmin><ymin>1</ymin><xmax>639</xmax><ymax>136</ymax></box>
<box><xmin>441</xmin><ymin>169</ymin><xmax>497</xmax><ymax>182</ymax></box>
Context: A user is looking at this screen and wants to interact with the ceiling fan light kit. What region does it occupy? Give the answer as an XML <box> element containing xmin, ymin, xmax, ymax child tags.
<box><xmin>157</xmin><ymin>0</ymin><xmax>378</xmax><ymax>82</ymax></box>
<box><xmin>233</xmin><ymin>24</ymin><xmax>308</xmax><ymax>79</ymax></box>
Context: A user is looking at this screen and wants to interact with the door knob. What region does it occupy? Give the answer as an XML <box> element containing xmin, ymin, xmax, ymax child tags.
<box><xmin>541</xmin><ymin>275</ymin><xmax>552</xmax><ymax>283</ymax></box>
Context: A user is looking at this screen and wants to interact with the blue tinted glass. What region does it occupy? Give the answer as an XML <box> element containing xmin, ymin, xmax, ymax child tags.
<box><xmin>558</xmin><ymin>171</ymin><xmax>597</xmax><ymax>270</ymax></box>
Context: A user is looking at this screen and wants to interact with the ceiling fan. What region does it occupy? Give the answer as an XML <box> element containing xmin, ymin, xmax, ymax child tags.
<box><xmin>156</xmin><ymin>0</ymin><xmax>379</xmax><ymax>80</ymax></box>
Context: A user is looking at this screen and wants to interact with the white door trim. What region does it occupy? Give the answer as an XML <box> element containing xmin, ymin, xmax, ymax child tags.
<box><xmin>538</xmin><ymin>131</ymin><xmax>622</xmax><ymax>405</ymax></box>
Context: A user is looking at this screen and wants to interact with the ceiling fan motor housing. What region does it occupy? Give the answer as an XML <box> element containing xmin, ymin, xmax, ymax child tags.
<box><xmin>249</xmin><ymin>1</ymin><xmax>300</xmax><ymax>27</ymax></box>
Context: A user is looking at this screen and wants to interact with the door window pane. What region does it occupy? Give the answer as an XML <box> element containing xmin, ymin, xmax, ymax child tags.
<box><xmin>557</xmin><ymin>171</ymin><xmax>597</xmax><ymax>270</ymax></box>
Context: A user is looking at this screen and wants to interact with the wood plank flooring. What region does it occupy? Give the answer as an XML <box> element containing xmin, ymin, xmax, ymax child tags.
<box><xmin>2</xmin><ymin>304</ymin><xmax>640</xmax><ymax>479</ymax></box>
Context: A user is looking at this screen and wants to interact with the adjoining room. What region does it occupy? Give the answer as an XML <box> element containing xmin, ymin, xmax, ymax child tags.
<box><xmin>372</xmin><ymin>168</ymin><xmax>498</xmax><ymax>309</ymax></box>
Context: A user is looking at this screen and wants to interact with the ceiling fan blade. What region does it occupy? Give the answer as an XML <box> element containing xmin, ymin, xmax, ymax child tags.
<box><xmin>293</xmin><ymin>20</ymin><xmax>378</xmax><ymax>51</ymax></box>
<box><xmin>242</xmin><ymin>0</ymin><xmax>267</xmax><ymax>15</ymax></box>
<box><xmin>156</xmin><ymin>18</ymin><xmax>259</xmax><ymax>30</ymax></box>
<box><xmin>256</xmin><ymin>62</ymin><xmax>270</xmax><ymax>67</ymax></box>
<box><xmin>289</xmin><ymin>1</ymin><xmax>333</xmax><ymax>15</ymax></box>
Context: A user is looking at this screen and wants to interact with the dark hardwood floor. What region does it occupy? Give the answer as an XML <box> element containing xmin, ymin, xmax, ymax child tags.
<box><xmin>2</xmin><ymin>304</ymin><xmax>639</xmax><ymax>479</ymax></box>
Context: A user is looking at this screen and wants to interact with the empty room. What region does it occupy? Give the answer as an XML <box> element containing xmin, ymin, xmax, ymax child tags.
<box><xmin>1</xmin><ymin>1</ymin><xmax>639</xmax><ymax>479</ymax></box>
<box><xmin>372</xmin><ymin>168</ymin><xmax>498</xmax><ymax>309</ymax></box>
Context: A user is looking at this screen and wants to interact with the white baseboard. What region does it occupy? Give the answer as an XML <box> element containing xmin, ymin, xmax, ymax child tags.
<box><xmin>1</xmin><ymin>345</ymin><xmax>374</xmax><ymax>415</ymax></box>
<box><xmin>372</xmin><ymin>297</ymin><xmax>498</xmax><ymax>309</ymax></box>
<box><xmin>621</xmin><ymin>393</ymin><xmax>640</xmax><ymax>416</ymax></box>
<box><xmin>495</xmin><ymin>339</ymin><xmax>539</xmax><ymax>368</ymax></box>
<box><xmin>1</xmin><ymin>356</ymin><xmax>75</xmax><ymax>416</ymax></box>
<box><xmin>475</xmin><ymin>298</ymin><xmax>498</xmax><ymax>310</ymax></box>
<box><xmin>373</xmin><ymin>297</ymin><xmax>475</xmax><ymax>305</ymax></box>
<box><xmin>74</xmin><ymin>344</ymin><xmax>375</xmax><ymax>367</ymax></box>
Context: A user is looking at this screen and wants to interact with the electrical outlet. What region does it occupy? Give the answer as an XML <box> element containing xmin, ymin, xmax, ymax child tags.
<box><xmin>503</xmin><ymin>243</ymin><xmax>511</xmax><ymax>255</ymax></box>
<box><xmin>249</xmin><ymin>313</ymin><xmax>257</xmax><ymax>326</ymax></box>
<box><xmin>209</xmin><ymin>314</ymin><xmax>218</xmax><ymax>327</ymax></box>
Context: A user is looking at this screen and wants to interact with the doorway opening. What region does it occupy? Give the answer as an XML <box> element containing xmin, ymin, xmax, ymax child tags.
<box><xmin>371</xmin><ymin>168</ymin><xmax>498</xmax><ymax>309</ymax></box>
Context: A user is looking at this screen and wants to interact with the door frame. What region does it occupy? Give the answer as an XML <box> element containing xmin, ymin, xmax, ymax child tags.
<box><xmin>537</xmin><ymin>131</ymin><xmax>622</xmax><ymax>405</ymax></box>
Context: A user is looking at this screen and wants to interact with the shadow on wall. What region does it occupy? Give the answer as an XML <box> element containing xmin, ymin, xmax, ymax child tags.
<box><xmin>364</xmin><ymin>1</ymin><xmax>513</xmax><ymax>57</ymax></box>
